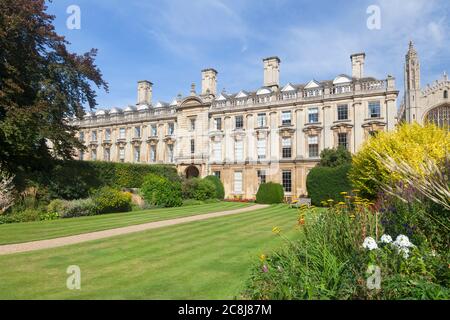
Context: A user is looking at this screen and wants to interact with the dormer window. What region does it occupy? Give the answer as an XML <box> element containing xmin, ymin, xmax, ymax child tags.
<box><xmin>258</xmin><ymin>95</ymin><xmax>270</xmax><ymax>103</ymax></box>
<box><xmin>236</xmin><ymin>98</ymin><xmax>246</xmax><ymax>106</ymax></box>
<box><xmin>306</xmin><ymin>89</ymin><xmax>322</xmax><ymax>97</ymax></box>
<box><xmin>283</xmin><ymin>92</ymin><xmax>296</xmax><ymax>100</ymax></box>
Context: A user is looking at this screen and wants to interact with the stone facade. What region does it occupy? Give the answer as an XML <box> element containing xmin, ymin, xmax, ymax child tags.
<box><xmin>72</xmin><ymin>52</ymin><xmax>399</xmax><ymax>200</ymax></box>
<box><xmin>398</xmin><ymin>42</ymin><xmax>450</xmax><ymax>128</ymax></box>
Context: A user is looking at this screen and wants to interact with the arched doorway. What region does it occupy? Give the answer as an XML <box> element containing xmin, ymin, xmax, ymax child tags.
<box><xmin>425</xmin><ymin>105</ymin><xmax>450</xmax><ymax>129</ymax></box>
<box><xmin>185</xmin><ymin>165</ymin><xmax>200</xmax><ymax>179</ymax></box>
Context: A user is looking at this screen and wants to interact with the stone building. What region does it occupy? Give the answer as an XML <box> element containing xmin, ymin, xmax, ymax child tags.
<box><xmin>72</xmin><ymin>52</ymin><xmax>399</xmax><ymax>200</ymax></box>
<box><xmin>398</xmin><ymin>41</ymin><xmax>450</xmax><ymax>128</ymax></box>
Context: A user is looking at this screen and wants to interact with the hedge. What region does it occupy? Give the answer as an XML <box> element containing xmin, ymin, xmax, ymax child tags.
<box><xmin>306</xmin><ymin>164</ymin><xmax>352</xmax><ymax>206</ymax></box>
<box><xmin>256</xmin><ymin>182</ymin><xmax>284</xmax><ymax>204</ymax></box>
<box><xmin>141</xmin><ymin>173</ymin><xmax>183</xmax><ymax>207</ymax></box>
<box><xmin>23</xmin><ymin>160</ymin><xmax>179</xmax><ymax>200</ymax></box>
<box><xmin>204</xmin><ymin>175</ymin><xmax>225</xmax><ymax>200</ymax></box>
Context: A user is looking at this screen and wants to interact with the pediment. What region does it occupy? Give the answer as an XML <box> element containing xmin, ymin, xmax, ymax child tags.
<box><xmin>333</xmin><ymin>75</ymin><xmax>352</xmax><ymax>85</ymax></box>
<box><xmin>256</xmin><ymin>87</ymin><xmax>271</xmax><ymax>95</ymax></box>
<box><xmin>235</xmin><ymin>91</ymin><xmax>248</xmax><ymax>99</ymax></box>
<box><xmin>281</xmin><ymin>83</ymin><xmax>296</xmax><ymax>92</ymax></box>
<box><xmin>305</xmin><ymin>80</ymin><xmax>321</xmax><ymax>89</ymax></box>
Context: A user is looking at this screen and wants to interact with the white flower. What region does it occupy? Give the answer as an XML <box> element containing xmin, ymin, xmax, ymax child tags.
<box><xmin>362</xmin><ymin>237</ymin><xmax>378</xmax><ymax>251</ymax></box>
<box><xmin>397</xmin><ymin>247</ymin><xmax>410</xmax><ymax>259</ymax></box>
<box><xmin>393</xmin><ymin>235</ymin><xmax>414</xmax><ymax>248</ymax></box>
<box><xmin>380</xmin><ymin>234</ymin><xmax>393</xmax><ymax>244</ymax></box>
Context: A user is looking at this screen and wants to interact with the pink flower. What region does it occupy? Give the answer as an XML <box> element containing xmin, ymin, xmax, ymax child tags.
<box><xmin>262</xmin><ymin>264</ymin><xmax>269</xmax><ymax>273</ymax></box>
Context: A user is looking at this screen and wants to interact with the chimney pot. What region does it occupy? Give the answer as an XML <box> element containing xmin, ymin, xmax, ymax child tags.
<box><xmin>350</xmin><ymin>53</ymin><xmax>365</xmax><ymax>79</ymax></box>
<box><xmin>263</xmin><ymin>56</ymin><xmax>280</xmax><ymax>89</ymax></box>
<box><xmin>137</xmin><ymin>80</ymin><xmax>153</xmax><ymax>105</ymax></box>
<box><xmin>201</xmin><ymin>68</ymin><xmax>218</xmax><ymax>96</ymax></box>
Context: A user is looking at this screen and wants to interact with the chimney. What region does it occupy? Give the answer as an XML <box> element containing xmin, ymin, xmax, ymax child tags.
<box><xmin>263</xmin><ymin>56</ymin><xmax>280</xmax><ymax>89</ymax></box>
<box><xmin>137</xmin><ymin>80</ymin><xmax>153</xmax><ymax>105</ymax></box>
<box><xmin>201</xmin><ymin>68</ymin><xmax>218</xmax><ymax>96</ymax></box>
<box><xmin>350</xmin><ymin>53</ymin><xmax>365</xmax><ymax>79</ymax></box>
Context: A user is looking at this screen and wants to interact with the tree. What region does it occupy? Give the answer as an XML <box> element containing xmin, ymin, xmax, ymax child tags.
<box><xmin>0</xmin><ymin>0</ymin><xmax>108</xmax><ymax>177</ymax></box>
<box><xmin>319</xmin><ymin>146</ymin><xmax>352</xmax><ymax>167</ymax></box>
<box><xmin>0</xmin><ymin>165</ymin><xmax>15</xmax><ymax>214</ymax></box>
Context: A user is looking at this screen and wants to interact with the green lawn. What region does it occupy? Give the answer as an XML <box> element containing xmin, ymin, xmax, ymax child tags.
<box><xmin>0</xmin><ymin>202</ymin><xmax>250</xmax><ymax>245</ymax></box>
<box><xmin>0</xmin><ymin>205</ymin><xmax>300</xmax><ymax>299</ymax></box>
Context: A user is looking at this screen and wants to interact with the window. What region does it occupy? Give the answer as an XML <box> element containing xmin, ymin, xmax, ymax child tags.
<box><xmin>369</xmin><ymin>101</ymin><xmax>381</xmax><ymax>118</ymax></box>
<box><xmin>104</xmin><ymin>148</ymin><xmax>110</xmax><ymax>161</ymax></box>
<box><xmin>444</xmin><ymin>90</ymin><xmax>448</xmax><ymax>99</ymax></box>
<box><xmin>338</xmin><ymin>133</ymin><xmax>348</xmax><ymax>149</ymax></box>
<box><xmin>214</xmin><ymin>171</ymin><xmax>221</xmax><ymax>179</ymax></box>
<box><xmin>119</xmin><ymin>128</ymin><xmax>126</xmax><ymax>139</ymax></box>
<box><xmin>234</xmin><ymin>171</ymin><xmax>243</xmax><ymax>194</ymax></box>
<box><xmin>150</xmin><ymin>145</ymin><xmax>156</xmax><ymax>162</ymax></box>
<box><xmin>190</xmin><ymin>139</ymin><xmax>195</xmax><ymax>154</ymax></box>
<box><xmin>235</xmin><ymin>140</ymin><xmax>244</xmax><ymax>161</ymax></box>
<box><xmin>134</xmin><ymin>126</ymin><xmax>141</xmax><ymax>138</ymax></box>
<box><xmin>119</xmin><ymin>147</ymin><xmax>125</xmax><ymax>162</ymax></box>
<box><xmin>282</xmin><ymin>137</ymin><xmax>292</xmax><ymax>159</ymax></box>
<box><xmin>257</xmin><ymin>113</ymin><xmax>266</xmax><ymax>127</ymax></box>
<box><xmin>79</xmin><ymin>132</ymin><xmax>85</xmax><ymax>142</ymax></box>
<box><xmin>190</xmin><ymin>118</ymin><xmax>196</xmax><ymax>131</ymax></box>
<box><xmin>281</xmin><ymin>111</ymin><xmax>292</xmax><ymax>125</ymax></box>
<box><xmin>105</xmin><ymin>129</ymin><xmax>111</xmax><ymax>141</ymax></box>
<box><xmin>168</xmin><ymin>123</ymin><xmax>175</xmax><ymax>135</ymax></box>
<box><xmin>257</xmin><ymin>138</ymin><xmax>266</xmax><ymax>160</ymax></box>
<box><xmin>91</xmin><ymin>131</ymin><xmax>97</xmax><ymax>142</ymax></box>
<box><xmin>214</xmin><ymin>118</ymin><xmax>222</xmax><ymax>130</ymax></box>
<box><xmin>369</xmin><ymin>130</ymin><xmax>378</xmax><ymax>138</ymax></box>
<box><xmin>337</xmin><ymin>105</ymin><xmax>348</xmax><ymax>120</ymax></box>
<box><xmin>282</xmin><ymin>170</ymin><xmax>292</xmax><ymax>193</ymax></box>
<box><xmin>79</xmin><ymin>150</ymin><xmax>84</xmax><ymax>161</ymax></box>
<box><xmin>91</xmin><ymin>148</ymin><xmax>97</xmax><ymax>161</ymax></box>
<box><xmin>308</xmin><ymin>135</ymin><xmax>319</xmax><ymax>157</ymax></box>
<box><xmin>134</xmin><ymin>146</ymin><xmax>141</xmax><ymax>162</ymax></box>
<box><xmin>167</xmin><ymin>144</ymin><xmax>174</xmax><ymax>162</ymax></box>
<box><xmin>151</xmin><ymin>124</ymin><xmax>157</xmax><ymax>136</ymax></box>
<box><xmin>235</xmin><ymin>115</ymin><xmax>244</xmax><ymax>129</ymax></box>
<box><xmin>213</xmin><ymin>141</ymin><xmax>221</xmax><ymax>162</ymax></box>
<box><xmin>308</xmin><ymin>108</ymin><xmax>319</xmax><ymax>123</ymax></box>
<box><xmin>257</xmin><ymin>170</ymin><xmax>267</xmax><ymax>185</ymax></box>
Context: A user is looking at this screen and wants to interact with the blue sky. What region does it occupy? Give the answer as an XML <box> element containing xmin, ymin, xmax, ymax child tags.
<box><xmin>46</xmin><ymin>0</ymin><xmax>450</xmax><ymax>109</ymax></box>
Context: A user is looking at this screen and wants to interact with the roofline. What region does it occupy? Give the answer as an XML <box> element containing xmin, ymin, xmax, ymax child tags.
<box><xmin>263</xmin><ymin>56</ymin><xmax>281</xmax><ymax>63</ymax></box>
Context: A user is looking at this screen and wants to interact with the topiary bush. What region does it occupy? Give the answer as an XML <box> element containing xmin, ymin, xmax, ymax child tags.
<box><xmin>204</xmin><ymin>175</ymin><xmax>225</xmax><ymax>200</ymax></box>
<box><xmin>92</xmin><ymin>187</ymin><xmax>132</xmax><ymax>214</ymax></box>
<box><xmin>141</xmin><ymin>173</ymin><xmax>183</xmax><ymax>207</ymax></box>
<box><xmin>349</xmin><ymin>123</ymin><xmax>450</xmax><ymax>199</ymax></box>
<box><xmin>306</xmin><ymin>164</ymin><xmax>352</xmax><ymax>206</ymax></box>
<box><xmin>255</xmin><ymin>182</ymin><xmax>284</xmax><ymax>204</ymax></box>
<box><xmin>48</xmin><ymin>198</ymin><xmax>97</xmax><ymax>218</ymax></box>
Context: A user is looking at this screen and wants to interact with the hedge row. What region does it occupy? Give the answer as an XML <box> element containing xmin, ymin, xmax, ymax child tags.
<box><xmin>24</xmin><ymin>160</ymin><xmax>179</xmax><ymax>200</ymax></box>
<box><xmin>306</xmin><ymin>164</ymin><xmax>352</xmax><ymax>206</ymax></box>
<box><xmin>256</xmin><ymin>182</ymin><xmax>284</xmax><ymax>204</ymax></box>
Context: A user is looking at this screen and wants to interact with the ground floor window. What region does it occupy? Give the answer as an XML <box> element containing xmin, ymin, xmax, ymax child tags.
<box><xmin>167</xmin><ymin>144</ymin><xmax>174</xmax><ymax>163</ymax></box>
<box><xmin>119</xmin><ymin>147</ymin><xmax>125</xmax><ymax>162</ymax></box>
<box><xmin>257</xmin><ymin>170</ymin><xmax>267</xmax><ymax>185</ymax></box>
<box><xmin>134</xmin><ymin>146</ymin><xmax>141</xmax><ymax>163</ymax></box>
<box><xmin>214</xmin><ymin>171</ymin><xmax>221</xmax><ymax>179</ymax></box>
<box><xmin>282</xmin><ymin>170</ymin><xmax>292</xmax><ymax>193</ymax></box>
<box><xmin>104</xmin><ymin>148</ymin><xmax>110</xmax><ymax>161</ymax></box>
<box><xmin>338</xmin><ymin>133</ymin><xmax>348</xmax><ymax>149</ymax></box>
<box><xmin>234</xmin><ymin>171</ymin><xmax>243</xmax><ymax>194</ymax></box>
<box><xmin>79</xmin><ymin>150</ymin><xmax>84</xmax><ymax>161</ymax></box>
<box><xmin>150</xmin><ymin>145</ymin><xmax>156</xmax><ymax>162</ymax></box>
<box><xmin>91</xmin><ymin>148</ymin><xmax>97</xmax><ymax>161</ymax></box>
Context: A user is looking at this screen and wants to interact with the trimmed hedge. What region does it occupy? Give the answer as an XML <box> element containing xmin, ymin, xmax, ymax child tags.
<box><xmin>25</xmin><ymin>160</ymin><xmax>179</xmax><ymax>200</ymax></box>
<box><xmin>141</xmin><ymin>173</ymin><xmax>183</xmax><ymax>207</ymax></box>
<box><xmin>306</xmin><ymin>164</ymin><xmax>352</xmax><ymax>206</ymax></box>
<box><xmin>204</xmin><ymin>175</ymin><xmax>225</xmax><ymax>200</ymax></box>
<box><xmin>256</xmin><ymin>182</ymin><xmax>284</xmax><ymax>204</ymax></box>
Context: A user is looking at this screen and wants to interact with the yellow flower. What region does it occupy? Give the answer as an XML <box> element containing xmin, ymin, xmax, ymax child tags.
<box><xmin>352</xmin><ymin>189</ymin><xmax>360</xmax><ymax>193</ymax></box>
<box><xmin>338</xmin><ymin>202</ymin><xmax>346</xmax><ymax>205</ymax></box>
<box><xmin>259</xmin><ymin>254</ymin><xmax>266</xmax><ymax>262</ymax></box>
<box><xmin>272</xmin><ymin>226</ymin><xmax>281</xmax><ymax>234</ymax></box>
<box><xmin>327</xmin><ymin>199</ymin><xmax>334</xmax><ymax>202</ymax></box>
<box><xmin>340</xmin><ymin>192</ymin><xmax>348</xmax><ymax>195</ymax></box>
<box><xmin>345</xmin><ymin>195</ymin><xmax>351</xmax><ymax>199</ymax></box>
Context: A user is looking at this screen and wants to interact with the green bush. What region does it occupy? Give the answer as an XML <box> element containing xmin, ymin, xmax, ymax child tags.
<box><xmin>306</xmin><ymin>164</ymin><xmax>352</xmax><ymax>206</ymax></box>
<box><xmin>181</xmin><ymin>178</ymin><xmax>200</xmax><ymax>200</ymax></box>
<box><xmin>141</xmin><ymin>173</ymin><xmax>183</xmax><ymax>208</ymax></box>
<box><xmin>255</xmin><ymin>182</ymin><xmax>284</xmax><ymax>204</ymax></box>
<box><xmin>319</xmin><ymin>146</ymin><xmax>352</xmax><ymax>167</ymax></box>
<box><xmin>21</xmin><ymin>160</ymin><xmax>179</xmax><ymax>200</ymax></box>
<box><xmin>92</xmin><ymin>187</ymin><xmax>132</xmax><ymax>214</ymax></box>
<box><xmin>54</xmin><ymin>198</ymin><xmax>98</xmax><ymax>218</ymax></box>
<box><xmin>204</xmin><ymin>175</ymin><xmax>225</xmax><ymax>199</ymax></box>
<box><xmin>182</xmin><ymin>199</ymin><xmax>205</xmax><ymax>206</ymax></box>
<box><xmin>182</xmin><ymin>177</ymin><xmax>218</xmax><ymax>201</ymax></box>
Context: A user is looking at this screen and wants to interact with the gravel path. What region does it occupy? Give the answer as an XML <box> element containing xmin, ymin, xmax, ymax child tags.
<box><xmin>0</xmin><ymin>204</ymin><xmax>268</xmax><ymax>255</ymax></box>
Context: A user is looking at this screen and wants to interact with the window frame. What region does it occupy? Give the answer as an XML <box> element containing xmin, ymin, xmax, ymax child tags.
<box><xmin>235</xmin><ymin>115</ymin><xmax>244</xmax><ymax>129</ymax></box>
<box><xmin>369</xmin><ymin>101</ymin><xmax>381</xmax><ymax>118</ymax></box>
<box><xmin>282</xmin><ymin>170</ymin><xmax>292</xmax><ymax>193</ymax></box>
<box><xmin>308</xmin><ymin>108</ymin><xmax>319</xmax><ymax>123</ymax></box>
<box><xmin>337</xmin><ymin>104</ymin><xmax>349</xmax><ymax>121</ymax></box>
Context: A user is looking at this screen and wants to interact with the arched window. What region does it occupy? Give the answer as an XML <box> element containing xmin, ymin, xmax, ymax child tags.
<box><xmin>425</xmin><ymin>105</ymin><xmax>450</xmax><ymax>129</ymax></box>
<box><xmin>444</xmin><ymin>90</ymin><xmax>448</xmax><ymax>99</ymax></box>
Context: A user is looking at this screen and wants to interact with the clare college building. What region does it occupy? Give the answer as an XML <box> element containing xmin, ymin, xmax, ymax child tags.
<box><xmin>75</xmin><ymin>46</ymin><xmax>446</xmax><ymax>200</ymax></box>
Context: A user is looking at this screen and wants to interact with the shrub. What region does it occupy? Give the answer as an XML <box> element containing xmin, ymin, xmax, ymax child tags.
<box><xmin>181</xmin><ymin>178</ymin><xmax>200</xmax><ymax>200</ymax></box>
<box><xmin>349</xmin><ymin>123</ymin><xmax>450</xmax><ymax>198</ymax></box>
<box><xmin>319</xmin><ymin>146</ymin><xmax>352</xmax><ymax>167</ymax></box>
<box><xmin>255</xmin><ymin>182</ymin><xmax>284</xmax><ymax>204</ymax></box>
<box><xmin>182</xmin><ymin>177</ymin><xmax>218</xmax><ymax>201</ymax></box>
<box><xmin>141</xmin><ymin>173</ymin><xmax>183</xmax><ymax>207</ymax></box>
<box><xmin>56</xmin><ymin>198</ymin><xmax>98</xmax><ymax>218</ymax></box>
<box><xmin>204</xmin><ymin>175</ymin><xmax>225</xmax><ymax>199</ymax></box>
<box><xmin>92</xmin><ymin>187</ymin><xmax>132</xmax><ymax>214</ymax></box>
<box><xmin>306</xmin><ymin>164</ymin><xmax>352</xmax><ymax>206</ymax></box>
<box><xmin>182</xmin><ymin>199</ymin><xmax>205</xmax><ymax>206</ymax></box>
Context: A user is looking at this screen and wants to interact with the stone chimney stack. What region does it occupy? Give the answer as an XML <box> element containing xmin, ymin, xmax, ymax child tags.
<box><xmin>137</xmin><ymin>80</ymin><xmax>153</xmax><ymax>105</ymax></box>
<box><xmin>201</xmin><ymin>68</ymin><xmax>218</xmax><ymax>96</ymax></box>
<box><xmin>263</xmin><ymin>56</ymin><xmax>280</xmax><ymax>90</ymax></box>
<box><xmin>350</xmin><ymin>53</ymin><xmax>365</xmax><ymax>79</ymax></box>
